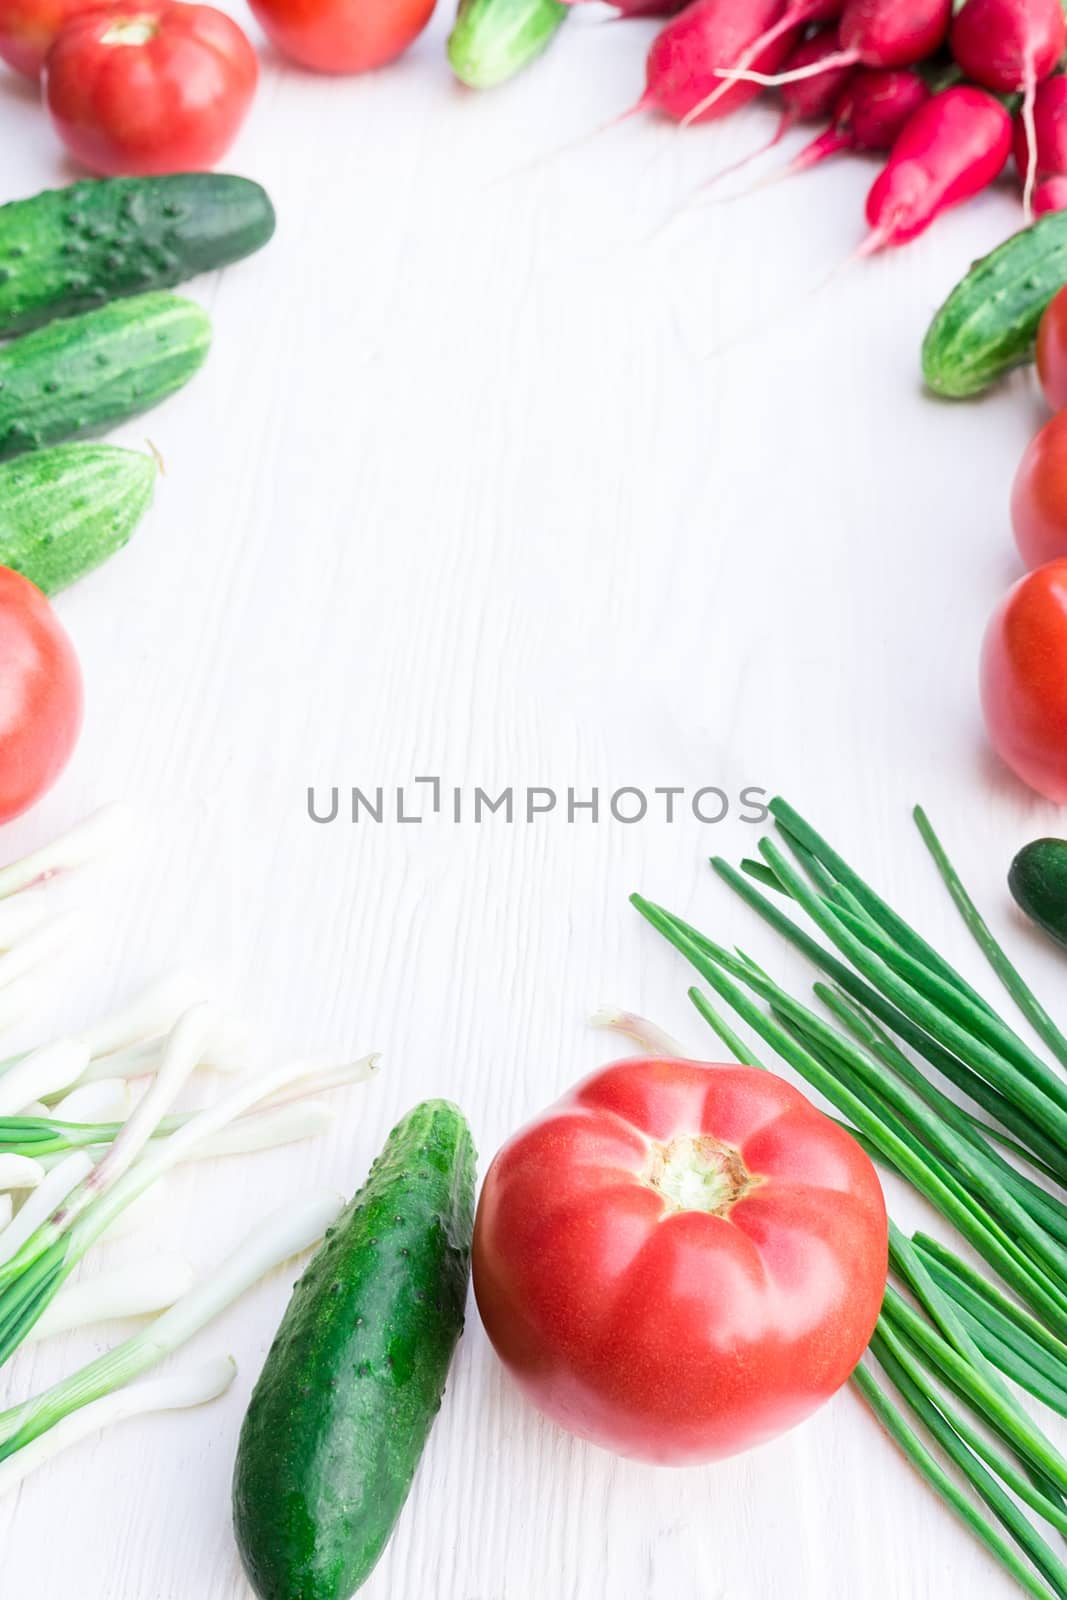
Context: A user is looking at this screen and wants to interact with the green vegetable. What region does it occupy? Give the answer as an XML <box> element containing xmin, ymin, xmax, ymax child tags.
<box><xmin>0</xmin><ymin>293</ymin><xmax>211</xmax><ymax>462</ymax></box>
<box><xmin>0</xmin><ymin>174</ymin><xmax>274</xmax><ymax>339</ymax></box>
<box><xmin>1010</xmin><ymin>839</ymin><xmax>1067</xmax><ymax>952</ymax></box>
<box><xmin>922</xmin><ymin>210</ymin><xmax>1067</xmax><ymax>398</ymax></box>
<box><xmin>448</xmin><ymin>0</ymin><xmax>566</xmax><ymax>89</ymax></box>
<box><xmin>233</xmin><ymin>1100</ymin><xmax>476</xmax><ymax>1600</ymax></box>
<box><xmin>0</xmin><ymin>443</ymin><xmax>157</xmax><ymax>594</ymax></box>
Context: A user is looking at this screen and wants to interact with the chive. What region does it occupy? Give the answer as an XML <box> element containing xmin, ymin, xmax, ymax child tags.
<box><xmin>869</xmin><ymin>1327</ymin><xmax>1067</xmax><ymax>1597</ymax></box>
<box><xmin>739</xmin><ymin>859</ymin><xmax>784</xmax><ymax>894</ymax></box>
<box><xmin>914</xmin><ymin>806</ymin><xmax>1067</xmax><ymax>1072</ymax></box>
<box><xmin>710</xmin><ymin>857</ymin><xmax>1067</xmax><ymax>1177</ymax></box>
<box><xmin>851</xmin><ymin>1360</ymin><xmax>1059</xmax><ymax>1600</ymax></box>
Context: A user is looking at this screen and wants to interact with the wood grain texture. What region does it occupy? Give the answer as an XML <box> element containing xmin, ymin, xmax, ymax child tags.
<box><xmin>0</xmin><ymin>11</ymin><xmax>1064</xmax><ymax>1596</ymax></box>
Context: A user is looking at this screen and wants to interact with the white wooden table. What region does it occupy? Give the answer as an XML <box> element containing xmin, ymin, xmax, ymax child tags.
<box><xmin>0</xmin><ymin>10</ymin><xmax>1064</xmax><ymax>1595</ymax></box>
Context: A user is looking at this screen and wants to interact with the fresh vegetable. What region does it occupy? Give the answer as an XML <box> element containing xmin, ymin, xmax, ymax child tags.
<box><xmin>0</xmin><ymin>569</ymin><xmax>82</xmax><ymax>825</ymax></box>
<box><xmin>473</xmin><ymin>1053</ymin><xmax>887</xmax><ymax>1463</ymax></box>
<box><xmin>637</xmin><ymin>0</ymin><xmax>801</xmax><ymax>124</ymax></box>
<box><xmin>1013</xmin><ymin>75</ymin><xmax>1067</xmax><ymax>212</ymax></box>
<box><xmin>0</xmin><ymin>174</ymin><xmax>274</xmax><ymax>340</ymax></box>
<box><xmin>1010</xmin><ymin>838</ymin><xmax>1067</xmax><ymax>951</ymax></box>
<box><xmin>714</xmin><ymin>0</ymin><xmax>953</xmax><ymax>89</ymax></box>
<box><xmin>950</xmin><ymin>0</ymin><xmax>1066</xmax><ymax>215</ymax></box>
<box><xmin>0</xmin><ymin>0</ymin><xmax>83</xmax><ymax>75</ymax></box>
<box><xmin>247</xmin><ymin>0</ymin><xmax>435</xmax><ymax>73</ymax></box>
<box><xmin>864</xmin><ymin>86</ymin><xmax>1011</xmax><ymax>252</ymax></box>
<box><xmin>1035</xmin><ymin>175</ymin><xmax>1067</xmax><ymax>214</ymax></box>
<box><xmin>0</xmin><ymin>294</ymin><xmax>211</xmax><ymax>462</ymax></box>
<box><xmin>0</xmin><ymin>444</ymin><xmax>156</xmax><ymax>596</ymax></box>
<box><xmin>1011</xmin><ymin>408</ymin><xmax>1067</xmax><ymax>568</ymax></box>
<box><xmin>631</xmin><ymin>797</ymin><xmax>1067</xmax><ymax>1597</ymax></box>
<box><xmin>982</xmin><ymin>559</ymin><xmax>1067</xmax><ymax>803</ymax></box>
<box><xmin>679</xmin><ymin>0</ymin><xmax>842</xmax><ymax>124</ymax></box>
<box><xmin>43</xmin><ymin>3</ymin><xmax>258</xmax><ymax>177</ymax></box>
<box><xmin>233</xmin><ymin>1100</ymin><xmax>475</xmax><ymax>1600</ymax></box>
<box><xmin>776</xmin><ymin>65</ymin><xmax>930</xmax><ymax>183</ymax></box>
<box><xmin>1037</xmin><ymin>280</ymin><xmax>1067</xmax><ymax>407</ymax></box>
<box><xmin>448</xmin><ymin>0</ymin><xmax>566</xmax><ymax>88</ymax></box>
<box><xmin>923</xmin><ymin>210</ymin><xmax>1067</xmax><ymax>397</ymax></box>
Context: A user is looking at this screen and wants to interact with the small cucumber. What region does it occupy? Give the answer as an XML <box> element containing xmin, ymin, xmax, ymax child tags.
<box><xmin>0</xmin><ymin>173</ymin><xmax>274</xmax><ymax>338</ymax></box>
<box><xmin>1009</xmin><ymin>838</ymin><xmax>1067</xmax><ymax>951</ymax></box>
<box><xmin>0</xmin><ymin>293</ymin><xmax>211</xmax><ymax>461</ymax></box>
<box><xmin>448</xmin><ymin>0</ymin><xmax>567</xmax><ymax>88</ymax></box>
<box><xmin>922</xmin><ymin>211</ymin><xmax>1067</xmax><ymax>398</ymax></box>
<box><xmin>233</xmin><ymin>1100</ymin><xmax>476</xmax><ymax>1600</ymax></box>
<box><xmin>0</xmin><ymin>443</ymin><xmax>156</xmax><ymax>594</ymax></box>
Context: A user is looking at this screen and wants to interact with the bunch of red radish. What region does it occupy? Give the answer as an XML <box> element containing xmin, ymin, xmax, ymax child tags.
<box><xmin>585</xmin><ymin>0</ymin><xmax>1067</xmax><ymax>245</ymax></box>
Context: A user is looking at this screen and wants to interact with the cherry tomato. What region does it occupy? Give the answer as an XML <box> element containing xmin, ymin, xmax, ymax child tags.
<box><xmin>473</xmin><ymin>1054</ymin><xmax>887</xmax><ymax>1465</ymax></box>
<box><xmin>43</xmin><ymin>2</ymin><xmax>257</xmax><ymax>177</ymax></box>
<box><xmin>247</xmin><ymin>0</ymin><xmax>434</xmax><ymax>74</ymax></box>
<box><xmin>0</xmin><ymin>0</ymin><xmax>87</xmax><ymax>78</ymax></box>
<box><xmin>0</xmin><ymin>569</ymin><xmax>82</xmax><ymax>824</ymax></box>
<box><xmin>981</xmin><ymin>559</ymin><xmax>1067</xmax><ymax>803</ymax></box>
<box><xmin>1037</xmin><ymin>284</ymin><xmax>1067</xmax><ymax>412</ymax></box>
<box><xmin>1011</xmin><ymin>408</ymin><xmax>1067</xmax><ymax>569</ymax></box>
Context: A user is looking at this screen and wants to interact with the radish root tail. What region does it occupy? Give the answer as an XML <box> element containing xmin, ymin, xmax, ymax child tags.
<box><xmin>711</xmin><ymin>49</ymin><xmax>855</xmax><ymax>90</ymax></box>
<box><xmin>1021</xmin><ymin>61</ymin><xmax>1038</xmax><ymax>224</ymax></box>
<box><xmin>680</xmin><ymin>12</ymin><xmax>801</xmax><ymax>127</ymax></box>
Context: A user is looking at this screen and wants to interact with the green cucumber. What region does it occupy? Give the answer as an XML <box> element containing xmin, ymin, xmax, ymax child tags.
<box><xmin>1009</xmin><ymin>838</ymin><xmax>1067</xmax><ymax>952</ymax></box>
<box><xmin>0</xmin><ymin>293</ymin><xmax>211</xmax><ymax>461</ymax></box>
<box><xmin>922</xmin><ymin>211</ymin><xmax>1067</xmax><ymax>398</ymax></box>
<box><xmin>0</xmin><ymin>443</ymin><xmax>157</xmax><ymax>594</ymax></box>
<box><xmin>448</xmin><ymin>0</ymin><xmax>567</xmax><ymax>88</ymax></box>
<box><xmin>0</xmin><ymin>173</ymin><xmax>274</xmax><ymax>339</ymax></box>
<box><xmin>233</xmin><ymin>1100</ymin><xmax>476</xmax><ymax>1600</ymax></box>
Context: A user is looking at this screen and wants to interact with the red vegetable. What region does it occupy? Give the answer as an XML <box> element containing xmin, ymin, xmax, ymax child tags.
<box><xmin>0</xmin><ymin>0</ymin><xmax>84</xmax><ymax>77</ymax></box>
<box><xmin>1034</xmin><ymin>174</ymin><xmax>1067</xmax><ymax>213</ymax></box>
<box><xmin>1011</xmin><ymin>409</ymin><xmax>1067</xmax><ymax>569</ymax></box>
<box><xmin>1038</xmin><ymin>285</ymin><xmax>1067</xmax><ymax>410</ymax></box>
<box><xmin>1012</xmin><ymin>75</ymin><xmax>1067</xmax><ymax>208</ymax></box>
<box><xmin>473</xmin><ymin>1053</ymin><xmax>888</xmax><ymax>1464</ymax></box>
<box><xmin>639</xmin><ymin>0</ymin><xmax>801</xmax><ymax>124</ymax></box>
<box><xmin>0</xmin><ymin>569</ymin><xmax>82</xmax><ymax>824</ymax></box>
<box><xmin>681</xmin><ymin>0</ymin><xmax>842</xmax><ymax>123</ymax></box>
<box><xmin>43</xmin><ymin>2</ymin><xmax>257</xmax><ymax>177</ymax></box>
<box><xmin>715</xmin><ymin>0</ymin><xmax>951</xmax><ymax>92</ymax></box>
<box><xmin>951</xmin><ymin>0</ymin><xmax>1066</xmax><ymax>211</ymax></box>
<box><xmin>783</xmin><ymin>65</ymin><xmax>930</xmax><ymax>182</ymax></box>
<box><xmin>247</xmin><ymin>0</ymin><xmax>435</xmax><ymax>71</ymax></box>
<box><xmin>981</xmin><ymin>560</ymin><xmax>1067</xmax><ymax>803</ymax></box>
<box><xmin>863</xmin><ymin>85</ymin><xmax>1011</xmax><ymax>251</ymax></box>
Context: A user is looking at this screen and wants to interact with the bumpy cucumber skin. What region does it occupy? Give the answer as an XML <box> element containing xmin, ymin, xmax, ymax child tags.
<box><xmin>0</xmin><ymin>293</ymin><xmax>211</xmax><ymax>461</ymax></box>
<box><xmin>1010</xmin><ymin>839</ymin><xmax>1067</xmax><ymax>951</ymax></box>
<box><xmin>922</xmin><ymin>211</ymin><xmax>1067</xmax><ymax>398</ymax></box>
<box><xmin>0</xmin><ymin>443</ymin><xmax>156</xmax><ymax>594</ymax></box>
<box><xmin>0</xmin><ymin>174</ymin><xmax>274</xmax><ymax>338</ymax></box>
<box><xmin>448</xmin><ymin>0</ymin><xmax>566</xmax><ymax>88</ymax></box>
<box><xmin>233</xmin><ymin>1101</ymin><xmax>476</xmax><ymax>1600</ymax></box>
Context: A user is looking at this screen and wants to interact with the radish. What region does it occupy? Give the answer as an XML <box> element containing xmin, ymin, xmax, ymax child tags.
<box><xmin>777</xmin><ymin>66</ymin><xmax>930</xmax><ymax>181</ymax></box>
<box><xmin>639</xmin><ymin>0</ymin><xmax>801</xmax><ymax>123</ymax></box>
<box><xmin>1012</xmin><ymin>74</ymin><xmax>1067</xmax><ymax>207</ymax></box>
<box><xmin>863</xmin><ymin>85</ymin><xmax>1012</xmax><ymax>252</ymax></box>
<box><xmin>1035</xmin><ymin>175</ymin><xmax>1067</xmax><ymax>213</ymax></box>
<box><xmin>680</xmin><ymin>0</ymin><xmax>843</xmax><ymax>123</ymax></box>
<box><xmin>710</xmin><ymin>0</ymin><xmax>952</xmax><ymax>91</ymax></box>
<box><xmin>695</xmin><ymin>29</ymin><xmax>855</xmax><ymax>193</ymax></box>
<box><xmin>951</xmin><ymin>0</ymin><xmax>1066</xmax><ymax>216</ymax></box>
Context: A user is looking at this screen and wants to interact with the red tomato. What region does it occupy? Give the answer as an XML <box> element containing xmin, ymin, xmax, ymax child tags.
<box><xmin>0</xmin><ymin>0</ymin><xmax>88</xmax><ymax>78</ymax></box>
<box><xmin>981</xmin><ymin>559</ymin><xmax>1067</xmax><ymax>804</ymax></box>
<box><xmin>1011</xmin><ymin>408</ymin><xmax>1067</xmax><ymax>569</ymax></box>
<box><xmin>1038</xmin><ymin>285</ymin><xmax>1067</xmax><ymax>412</ymax></box>
<box><xmin>0</xmin><ymin>569</ymin><xmax>82</xmax><ymax>824</ymax></box>
<box><xmin>43</xmin><ymin>2</ymin><xmax>257</xmax><ymax>177</ymax></box>
<box><xmin>473</xmin><ymin>1055</ymin><xmax>887</xmax><ymax>1465</ymax></box>
<box><xmin>247</xmin><ymin>0</ymin><xmax>434</xmax><ymax>74</ymax></box>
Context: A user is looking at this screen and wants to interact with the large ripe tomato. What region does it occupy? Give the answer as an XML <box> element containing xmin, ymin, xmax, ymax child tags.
<box><xmin>1038</xmin><ymin>285</ymin><xmax>1067</xmax><ymax>412</ymax></box>
<box><xmin>982</xmin><ymin>559</ymin><xmax>1067</xmax><ymax>804</ymax></box>
<box><xmin>43</xmin><ymin>2</ymin><xmax>257</xmax><ymax>177</ymax></box>
<box><xmin>0</xmin><ymin>0</ymin><xmax>86</xmax><ymax>78</ymax></box>
<box><xmin>473</xmin><ymin>1055</ymin><xmax>887</xmax><ymax>1465</ymax></box>
<box><xmin>247</xmin><ymin>0</ymin><xmax>434</xmax><ymax>74</ymax></box>
<box><xmin>0</xmin><ymin>569</ymin><xmax>82</xmax><ymax>824</ymax></box>
<box><xmin>1011</xmin><ymin>408</ymin><xmax>1067</xmax><ymax>569</ymax></box>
